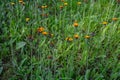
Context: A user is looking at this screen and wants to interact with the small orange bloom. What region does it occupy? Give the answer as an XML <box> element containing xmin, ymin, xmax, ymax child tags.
<box><xmin>85</xmin><ymin>35</ymin><xmax>90</xmax><ymax>39</ymax></box>
<box><xmin>44</xmin><ymin>5</ymin><xmax>47</xmax><ymax>8</ymax></box>
<box><xmin>41</xmin><ymin>6</ymin><xmax>45</xmax><ymax>9</ymax></box>
<box><xmin>42</xmin><ymin>31</ymin><xmax>48</xmax><ymax>35</ymax></box>
<box><xmin>19</xmin><ymin>0</ymin><xmax>23</xmax><ymax>3</ymax></box>
<box><xmin>60</xmin><ymin>6</ymin><xmax>63</xmax><ymax>9</ymax></box>
<box><xmin>66</xmin><ymin>37</ymin><xmax>73</xmax><ymax>41</ymax></box>
<box><xmin>19</xmin><ymin>0</ymin><xmax>25</xmax><ymax>5</ymax></box>
<box><xmin>37</xmin><ymin>27</ymin><xmax>44</xmax><ymax>33</ymax></box>
<box><xmin>74</xmin><ymin>34</ymin><xmax>79</xmax><ymax>39</ymax></box>
<box><xmin>102</xmin><ymin>21</ymin><xmax>107</xmax><ymax>25</ymax></box>
<box><xmin>112</xmin><ymin>18</ymin><xmax>118</xmax><ymax>21</ymax></box>
<box><xmin>73</xmin><ymin>22</ymin><xmax>79</xmax><ymax>27</ymax></box>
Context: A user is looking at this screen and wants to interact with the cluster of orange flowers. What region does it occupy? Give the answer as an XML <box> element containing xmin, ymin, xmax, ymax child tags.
<box><xmin>10</xmin><ymin>0</ymin><xmax>25</xmax><ymax>6</ymax></box>
<box><xmin>37</xmin><ymin>27</ymin><xmax>53</xmax><ymax>37</ymax></box>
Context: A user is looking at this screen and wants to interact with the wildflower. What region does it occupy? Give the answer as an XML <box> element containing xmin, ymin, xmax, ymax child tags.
<box><xmin>66</xmin><ymin>37</ymin><xmax>73</xmax><ymax>42</ymax></box>
<box><xmin>102</xmin><ymin>21</ymin><xmax>107</xmax><ymax>25</ymax></box>
<box><xmin>19</xmin><ymin>0</ymin><xmax>23</xmax><ymax>3</ymax></box>
<box><xmin>42</xmin><ymin>31</ymin><xmax>48</xmax><ymax>35</ymax></box>
<box><xmin>19</xmin><ymin>0</ymin><xmax>25</xmax><ymax>5</ymax></box>
<box><xmin>73</xmin><ymin>21</ymin><xmax>79</xmax><ymax>27</ymax></box>
<box><xmin>74</xmin><ymin>34</ymin><xmax>79</xmax><ymax>39</ymax></box>
<box><xmin>112</xmin><ymin>18</ymin><xmax>118</xmax><ymax>21</ymax></box>
<box><xmin>64</xmin><ymin>2</ymin><xmax>68</xmax><ymax>6</ymax></box>
<box><xmin>60</xmin><ymin>6</ymin><xmax>63</xmax><ymax>9</ymax></box>
<box><xmin>44</xmin><ymin>5</ymin><xmax>48</xmax><ymax>8</ymax></box>
<box><xmin>41</xmin><ymin>5</ymin><xmax>47</xmax><ymax>9</ymax></box>
<box><xmin>26</xmin><ymin>18</ymin><xmax>30</xmax><ymax>22</ymax></box>
<box><xmin>77</xmin><ymin>2</ymin><xmax>81</xmax><ymax>5</ymax></box>
<box><xmin>41</xmin><ymin>6</ymin><xmax>45</xmax><ymax>9</ymax></box>
<box><xmin>37</xmin><ymin>27</ymin><xmax>44</xmax><ymax>33</ymax></box>
<box><xmin>11</xmin><ymin>2</ymin><xmax>15</xmax><ymax>5</ymax></box>
<box><xmin>85</xmin><ymin>35</ymin><xmax>90</xmax><ymax>39</ymax></box>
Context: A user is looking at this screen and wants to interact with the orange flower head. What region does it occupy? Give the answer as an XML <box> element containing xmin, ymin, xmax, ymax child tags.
<box><xmin>41</xmin><ymin>6</ymin><xmax>45</xmax><ymax>9</ymax></box>
<box><xmin>74</xmin><ymin>34</ymin><xmax>79</xmax><ymax>39</ymax></box>
<box><xmin>66</xmin><ymin>37</ymin><xmax>73</xmax><ymax>42</ymax></box>
<box><xmin>19</xmin><ymin>0</ymin><xmax>23</xmax><ymax>3</ymax></box>
<box><xmin>112</xmin><ymin>18</ymin><xmax>118</xmax><ymax>21</ymax></box>
<box><xmin>37</xmin><ymin>27</ymin><xmax>44</xmax><ymax>33</ymax></box>
<box><xmin>44</xmin><ymin>5</ymin><xmax>48</xmax><ymax>8</ymax></box>
<box><xmin>42</xmin><ymin>31</ymin><xmax>48</xmax><ymax>35</ymax></box>
<box><xmin>73</xmin><ymin>22</ymin><xmax>79</xmax><ymax>27</ymax></box>
<box><xmin>102</xmin><ymin>21</ymin><xmax>107</xmax><ymax>25</ymax></box>
<box><xmin>60</xmin><ymin>6</ymin><xmax>63</xmax><ymax>9</ymax></box>
<box><xmin>85</xmin><ymin>35</ymin><xmax>90</xmax><ymax>39</ymax></box>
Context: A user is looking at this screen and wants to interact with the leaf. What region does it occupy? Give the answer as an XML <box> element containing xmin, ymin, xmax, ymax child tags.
<box><xmin>16</xmin><ymin>41</ymin><xmax>26</xmax><ymax>50</ymax></box>
<box><xmin>0</xmin><ymin>67</ymin><xmax>3</xmax><ymax>74</ymax></box>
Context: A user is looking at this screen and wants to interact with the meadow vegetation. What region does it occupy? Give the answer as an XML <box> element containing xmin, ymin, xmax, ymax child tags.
<box><xmin>0</xmin><ymin>0</ymin><xmax>120</xmax><ymax>80</ymax></box>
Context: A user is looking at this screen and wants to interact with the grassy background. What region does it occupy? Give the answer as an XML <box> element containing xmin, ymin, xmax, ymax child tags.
<box><xmin>0</xmin><ymin>0</ymin><xmax>120</xmax><ymax>80</ymax></box>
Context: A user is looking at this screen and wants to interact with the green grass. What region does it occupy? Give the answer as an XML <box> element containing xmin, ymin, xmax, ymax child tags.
<box><xmin>0</xmin><ymin>0</ymin><xmax>120</xmax><ymax>80</ymax></box>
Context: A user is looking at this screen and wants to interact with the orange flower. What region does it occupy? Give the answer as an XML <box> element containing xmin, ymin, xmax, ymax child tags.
<box><xmin>41</xmin><ymin>5</ymin><xmax>47</xmax><ymax>9</ymax></box>
<box><xmin>60</xmin><ymin>6</ymin><xmax>63</xmax><ymax>9</ymax></box>
<box><xmin>19</xmin><ymin>0</ymin><xmax>23</xmax><ymax>3</ymax></box>
<box><xmin>19</xmin><ymin>0</ymin><xmax>25</xmax><ymax>5</ymax></box>
<box><xmin>44</xmin><ymin>5</ymin><xmax>48</xmax><ymax>8</ymax></box>
<box><xmin>112</xmin><ymin>18</ymin><xmax>118</xmax><ymax>21</ymax></box>
<box><xmin>42</xmin><ymin>31</ymin><xmax>48</xmax><ymax>35</ymax></box>
<box><xmin>85</xmin><ymin>35</ymin><xmax>90</xmax><ymax>39</ymax></box>
<box><xmin>66</xmin><ymin>37</ymin><xmax>73</xmax><ymax>41</ymax></box>
<box><xmin>37</xmin><ymin>27</ymin><xmax>44</xmax><ymax>33</ymax></box>
<box><xmin>102</xmin><ymin>21</ymin><xmax>107</xmax><ymax>25</ymax></box>
<box><xmin>73</xmin><ymin>22</ymin><xmax>79</xmax><ymax>27</ymax></box>
<box><xmin>74</xmin><ymin>34</ymin><xmax>79</xmax><ymax>39</ymax></box>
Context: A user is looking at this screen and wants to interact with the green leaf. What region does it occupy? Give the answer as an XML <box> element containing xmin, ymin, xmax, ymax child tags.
<box><xmin>16</xmin><ymin>41</ymin><xmax>26</xmax><ymax>50</ymax></box>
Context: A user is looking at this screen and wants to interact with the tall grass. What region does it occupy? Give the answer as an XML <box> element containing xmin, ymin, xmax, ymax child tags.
<box><xmin>0</xmin><ymin>0</ymin><xmax>120</xmax><ymax>80</ymax></box>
